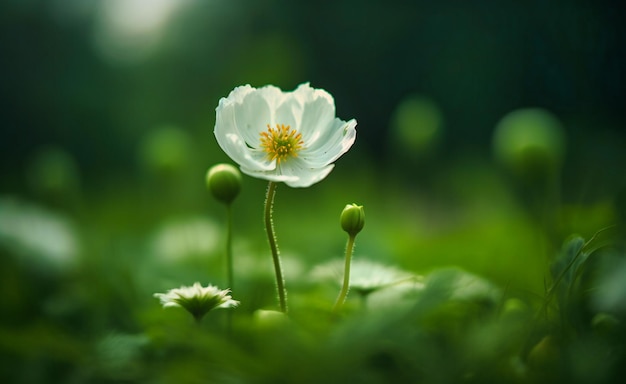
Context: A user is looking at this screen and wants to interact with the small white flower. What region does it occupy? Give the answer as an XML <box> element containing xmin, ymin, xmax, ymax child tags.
<box><xmin>153</xmin><ymin>282</ymin><xmax>239</xmax><ymax>321</ymax></box>
<box><xmin>214</xmin><ymin>83</ymin><xmax>357</xmax><ymax>188</ymax></box>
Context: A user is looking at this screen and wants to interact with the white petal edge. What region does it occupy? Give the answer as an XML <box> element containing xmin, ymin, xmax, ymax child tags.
<box><xmin>242</xmin><ymin>160</ymin><xmax>336</xmax><ymax>188</ymax></box>
<box><xmin>300</xmin><ymin>118</ymin><xmax>357</xmax><ymax>167</ymax></box>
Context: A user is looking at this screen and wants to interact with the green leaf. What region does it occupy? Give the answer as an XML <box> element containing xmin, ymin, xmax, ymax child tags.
<box><xmin>550</xmin><ymin>236</ymin><xmax>585</xmax><ymax>285</ymax></box>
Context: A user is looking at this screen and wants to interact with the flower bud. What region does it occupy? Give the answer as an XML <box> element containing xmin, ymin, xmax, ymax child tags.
<box><xmin>493</xmin><ymin>108</ymin><xmax>566</xmax><ymax>178</ymax></box>
<box><xmin>340</xmin><ymin>204</ymin><xmax>365</xmax><ymax>236</ymax></box>
<box><xmin>206</xmin><ymin>164</ymin><xmax>242</xmax><ymax>205</ymax></box>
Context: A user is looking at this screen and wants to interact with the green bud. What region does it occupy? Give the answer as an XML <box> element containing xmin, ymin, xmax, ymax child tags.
<box><xmin>492</xmin><ymin>108</ymin><xmax>566</xmax><ymax>177</ymax></box>
<box><xmin>341</xmin><ymin>204</ymin><xmax>365</xmax><ymax>236</ymax></box>
<box><xmin>206</xmin><ymin>164</ymin><xmax>242</xmax><ymax>205</ymax></box>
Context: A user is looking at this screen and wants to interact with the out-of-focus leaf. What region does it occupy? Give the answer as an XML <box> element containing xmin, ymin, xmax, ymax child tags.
<box><xmin>92</xmin><ymin>332</ymin><xmax>149</xmax><ymax>381</ymax></box>
<box><xmin>550</xmin><ymin>236</ymin><xmax>585</xmax><ymax>285</ymax></box>
<box><xmin>422</xmin><ymin>267</ymin><xmax>501</xmax><ymax>305</ymax></box>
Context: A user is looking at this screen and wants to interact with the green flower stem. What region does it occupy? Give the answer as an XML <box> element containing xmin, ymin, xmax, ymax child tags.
<box><xmin>225</xmin><ymin>204</ymin><xmax>234</xmax><ymax>333</ymax></box>
<box><xmin>333</xmin><ymin>234</ymin><xmax>357</xmax><ymax>312</ymax></box>
<box><xmin>225</xmin><ymin>204</ymin><xmax>234</xmax><ymax>291</ymax></box>
<box><xmin>264</xmin><ymin>181</ymin><xmax>287</xmax><ymax>313</ymax></box>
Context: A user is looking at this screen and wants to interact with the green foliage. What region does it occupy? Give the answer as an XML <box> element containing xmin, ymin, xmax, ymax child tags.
<box><xmin>548</xmin><ymin>230</ymin><xmax>618</xmax><ymax>334</ymax></box>
<box><xmin>1</xmin><ymin>164</ymin><xmax>624</xmax><ymax>383</ymax></box>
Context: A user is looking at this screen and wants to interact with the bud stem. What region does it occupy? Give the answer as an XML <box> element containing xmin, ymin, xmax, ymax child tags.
<box><xmin>264</xmin><ymin>181</ymin><xmax>288</xmax><ymax>313</ymax></box>
<box><xmin>333</xmin><ymin>234</ymin><xmax>357</xmax><ymax>312</ymax></box>
<box><xmin>225</xmin><ymin>204</ymin><xmax>234</xmax><ymax>291</ymax></box>
<box><xmin>223</xmin><ymin>204</ymin><xmax>235</xmax><ymax>333</ymax></box>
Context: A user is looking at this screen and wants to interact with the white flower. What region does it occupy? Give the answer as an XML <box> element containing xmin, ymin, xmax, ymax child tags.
<box><xmin>153</xmin><ymin>283</ymin><xmax>239</xmax><ymax>321</ymax></box>
<box><xmin>214</xmin><ymin>83</ymin><xmax>357</xmax><ymax>188</ymax></box>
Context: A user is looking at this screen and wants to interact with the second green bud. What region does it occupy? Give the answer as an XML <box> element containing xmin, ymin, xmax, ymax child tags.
<box><xmin>206</xmin><ymin>163</ymin><xmax>242</xmax><ymax>205</ymax></box>
<box><xmin>341</xmin><ymin>204</ymin><xmax>365</xmax><ymax>237</ymax></box>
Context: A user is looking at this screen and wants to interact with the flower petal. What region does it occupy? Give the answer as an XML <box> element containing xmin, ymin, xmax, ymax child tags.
<box><xmin>300</xmin><ymin>118</ymin><xmax>357</xmax><ymax>166</ymax></box>
<box><xmin>242</xmin><ymin>156</ymin><xmax>335</xmax><ymax>188</ymax></box>
<box><xmin>292</xmin><ymin>83</ymin><xmax>335</xmax><ymax>109</ymax></box>
<box><xmin>215</xmin><ymin>130</ymin><xmax>275</xmax><ymax>171</ymax></box>
<box><xmin>273</xmin><ymin>96</ymin><xmax>301</xmax><ymax>130</ymax></box>
<box><xmin>218</xmin><ymin>84</ymin><xmax>254</xmax><ymax>105</ymax></box>
<box><xmin>215</xmin><ymin>101</ymin><xmax>275</xmax><ymax>171</ymax></box>
<box><xmin>233</xmin><ymin>90</ymin><xmax>273</xmax><ymax>146</ymax></box>
<box><xmin>240</xmin><ymin>165</ymin><xmax>298</xmax><ymax>184</ymax></box>
<box><xmin>255</xmin><ymin>84</ymin><xmax>287</xmax><ymax>112</ymax></box>
<box><xmin>281</xmin><ymin>163</ymin><xmax>335</xmax><ymax>188</ymax></box>
<box><xmin>297</xmin><ymin>92</ymin><xmax>336</xmax><ymax>143</ymax></box>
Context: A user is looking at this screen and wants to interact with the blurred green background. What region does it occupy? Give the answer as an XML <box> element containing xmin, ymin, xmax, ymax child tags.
<box><xmin>1</xmin><ymin>0</ymin><xmax>625</xmax><ymax>382</ymax></box>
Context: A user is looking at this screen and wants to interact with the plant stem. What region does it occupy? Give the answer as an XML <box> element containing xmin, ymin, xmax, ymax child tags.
<box><xmin>333</xmin><ymin>234</ymin><xmax>356</xmax><ymax>312</ymax></box>
<box><xmin>226</xmin><ymin>204</ymin><xmax>234</xmax><ymax>290</ymax></box>
<box><xmin>264</xmin><ymin>181</ymin><xmax>287</xmax><ymax>313</ymax></box>
<box><xmin>225</xmin><ymin>204</ymin><xmax>234</xmax><ymax>333</ymax></box>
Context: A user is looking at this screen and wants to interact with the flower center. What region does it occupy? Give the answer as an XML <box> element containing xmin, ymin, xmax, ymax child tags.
<box><xmin>259</xmin><ymin>124</ymin><xmax>304</xmax><ymax>164</ymax></box>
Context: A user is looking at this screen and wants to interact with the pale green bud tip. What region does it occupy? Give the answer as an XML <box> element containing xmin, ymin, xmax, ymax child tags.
<box><xmin>206</xmin><ymin>163</ymin><xmax>242</xmax><ymax>204</ymax></box>
<box><xmin>341</xmin><ymin>204</ymin><xmax>365</xmax><ymax>236</ymax></box>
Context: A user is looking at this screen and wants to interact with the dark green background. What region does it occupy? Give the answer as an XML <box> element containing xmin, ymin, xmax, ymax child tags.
<box><xmin>1</xmin><ymin>0</ymin><xmax>624</xmax><ymax>197</ymax></box>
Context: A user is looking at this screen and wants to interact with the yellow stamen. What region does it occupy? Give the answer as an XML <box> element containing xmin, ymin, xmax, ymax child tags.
<box><xmin>259</xmin><ymin>124</ymin><xmax>304</xmax><ymax>164</ymax></box>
